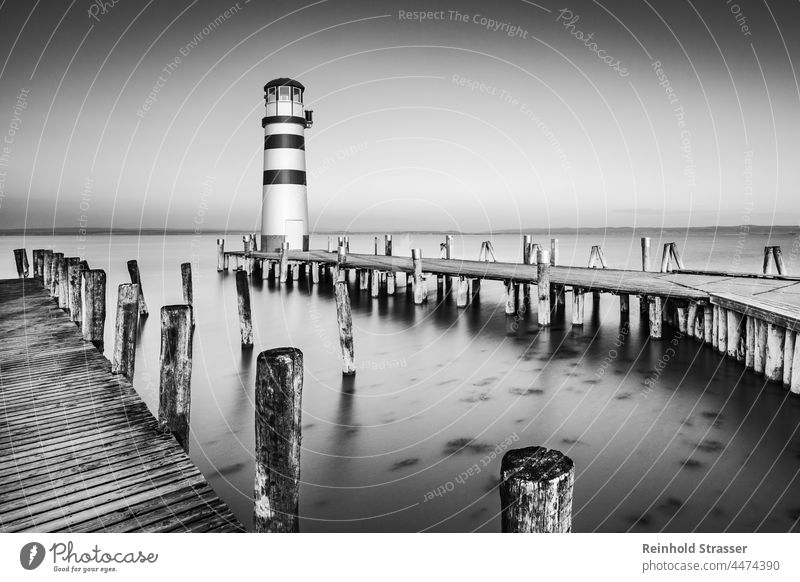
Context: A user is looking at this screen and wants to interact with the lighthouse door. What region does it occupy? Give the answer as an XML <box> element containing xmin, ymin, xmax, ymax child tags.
<box><xmin>284</xmin><ymin>219</ymin><xmax>304</xmax><ymax>250</ymax></box>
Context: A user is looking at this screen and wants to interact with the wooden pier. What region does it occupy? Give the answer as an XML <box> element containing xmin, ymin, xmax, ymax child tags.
<box><xmin>223</xmin><ymin>238</ymin><xmax>800</xmax><ymax>394</ymax></box>
<box><xmin>0</xmin><ymin>278</ymin><xmax>243</xmax><ymax>533</ymax></box>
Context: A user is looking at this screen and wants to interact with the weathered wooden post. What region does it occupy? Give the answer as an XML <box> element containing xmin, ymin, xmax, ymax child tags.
<box><xmin>619</xmin><ymin>294</ymin><xmax>630</xmax><ymax>324</ymax></box>
<box><xmin>456</xmin><ymin>276</ymin><xmax>469</xmax><ymax>308</ymax></box>
<box><xmin>279</xmin><ymin>242</ymin><xmax>289</xmax><ymax>284</ymax></box>
<box><xmin>773</xmin><ymin>247</ymin><xmax>786</xmax><ymax>275</ymax></box>
<box><xmin>217</xmin><ymin>239</ymin><xmax>226</xmax><ymax>272</ymax></box>
<box><xmin>717</xmin><ymin>307</ymin><xmax>728</xmax><ymax>354</ymax></box>
<box><xmin>550</xmin><ymin>238</ymin><xmax>564</xmax><ymax>307</ymax></box>
<box><xmin>726</xmin><ymin>310</ymin><xmax>743</xmax><ymax>359</ymax></box>
<box><xmin>181</xmin><ymin>262</ymin><xmax>195</xmax><ymax>328</ymax></box>
<box><xmin>51</xmin><ymin>252</ymin><xmax>64</xmax><ymax>297</ymax></box>
<box><xmin>43</xmin><ymin>249</ymin><xmax>53</xmax><ymax>288</ymax></box>
<box><xmin>254</xmin><ymin>347</ymin><xmax>303</xmax><ymax>533</ymax></box>
<box><xmin>291</xmin><ymin>263</ymin><xmax>300</xmax><ymax>281</ymax></box>
<box><xmin>745</xmin><ymin>316</ymin><xmax>755</xmax><ymax>368</ymax></box>
<box><xmin>754</xmin><ymin>319</ymin><xmax>767</xmax><ymax>374</ymax></box>
<box><xmin>660</xmin><ymin>243</ymin><xmax>672</xmax><ymax>272</ymax></box>
<box><xmin>499</xmin><ymin>446</ymin><xmax>574</xmax><ymax>533</ymax></box>
<box><xmin>676</xmin><ymin>302</ymin><xmax>688</xmax><ymax>333</ymax></box>
<box><xmin>235</xmin><ymin>270</ymin><xmax>253</xmax><ymax>347</ymax></box>
<box><xmin>648</xmin><ymin>297</ymin><xmax>663</xmax><ymax>339</ymax></box>
<box><xmin>669</xmin><ymin>243</ymin><xmax>685</xmax><ymax>270</ymax></box>
<box><xmin>703</xmin><ymin>305</ymin><xmax>714</xmax><ymax>344</ymax></box>
<box><xmin>59</xmin><ymin>257</ymin><xmax>78</xmax><ymax>310</ymax></box>
<box><xmin>522</xmin><ymin>235</ymin><xmax>532</xmax><ymax>305</ymax></box>
<box><xmin>111</xmin><ymin>283</ymin><xmax>140</xmax><ymax>381</ymax></box>
<box><xmin>763</xmin><ymin>247</ymin><xmax>777</xmax><ymax>275</ymax></box>
<box><xmin>126</xmin><ymin>260</ymin><xmax>149</xmax><ymax>316</ymax></box>
<box><xmin>13</xmin><ymin>248</ymin><xmax>28</xmax><ymax>278</ymax></box>
<box><xmin>311</xmin><ymin>262</ymin><xmax>319</xmax><ymax>284</ymax></box>
<box><xmin>371</xmin><ymin>239</ymin><xmax>381</xmax><ymax>298</ymax></box>
<box><xmin>158</xmin><ymin>304</ymin><xmax>193</xmax><ymax>453</ymax></box>
<box><xmin>412</xmin><ymin>248</ymin><xmax>426</xmax><ymax>305</ymax></box>
<box><xmin>32</xmin><ymin>249</ymin><xmax>44</xmax><ymax>278</ymax></box>
<box><xmin>68</xmin><ymin>260</ymin><xmax>87</xmax><ymax>324</ymax></box>
<box><xmin>385</xmin><ymin>234</ymin><xmax>395</xmax><ymax>295</ymax></box>
<box><xmin>81</xmin><ymin>269</ymin><xmax>106</xmax><ymax>351</ymax></box>
<box><xmin>764</xmin><ymin>324</ymin><xmax>785</xmax><ymax>382</ymax></box>
<box><xmin>572</xmin><ymin>288</ymin><xmax>584</xmax><ymax>326</ymax></box>
<box><xmin>640</xmin><ymin>237</ymin><xmax>650</xmax><ymax>313</ymax></box>
<box><xmin>784</xmin><ymin>331</ymin><xmax>796</xmax><ymax>387</ymax></box>
<box><xmin>537</xmin><ymin>249</ymin><xmax>551</xmax><ymax>327</ymax></box>
<box><xmin>504</xmin><ymin>280</ymin><xmax>516</xmax><ymax>315</ymax></box>
<box><xmin>791</xmin><ymin>334</ymin><xmax>800</xmax><ymax>395</ymax></box>
<box><xmin>335</xmin><ymin>246</ymin><xmax>355</xmax><ymax>375</ymax></box>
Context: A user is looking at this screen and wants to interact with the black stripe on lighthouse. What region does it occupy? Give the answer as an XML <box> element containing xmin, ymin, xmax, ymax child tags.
<box><xmin>263</xmin><ymin>169</ymin><xmax>307</xmax><ymax>186</ymax></box>
<box><xmin>264</xmin><ymin>134</ymin><xmax>305</xmax><ymax>150</ymax></box>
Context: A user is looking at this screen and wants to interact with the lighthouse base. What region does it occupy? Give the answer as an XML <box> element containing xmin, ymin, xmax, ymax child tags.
<box><xmin>261</xmin><ymin>234</ymin><xmax>309</xmax><ymax>253</ymax></box>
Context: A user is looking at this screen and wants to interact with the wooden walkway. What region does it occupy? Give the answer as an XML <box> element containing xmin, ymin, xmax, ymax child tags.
<box><xmin>0</xmin><ymin>278</ymin><xmax>243</xmax><ymax>533</ymax></box>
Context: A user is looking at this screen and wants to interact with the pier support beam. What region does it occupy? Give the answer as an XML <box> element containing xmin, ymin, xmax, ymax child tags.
<box><xmin>791</xmin><ymin>334</ymin><xmax>800</xmax><ymax>395</ymax></box>
<box><xmin>648</xmin><ymin>297</ymin><xmax>663</xmax><ymax>339</ymax></box>
<box><xmin>412</xmin><ymin>249</ymin><xmax>427</xmax><ymax>305</ymax></box>
<box><xmin>754</xmin><ymin>320</ymin><xmax>767</xmax><ymax>374</ymax></box>
<box><xmin>572</xmin><ymin>288</ymin><xmax>584</xmax><ymax>326</ymax></box>
<box><xmin>726</xmin><ymin>310</ymin><xmax>743</xmax><ymax>359</ymax></box>
<box><xmin>504</xmin><ymin>280</ymin><xmax>516</xmax><ymax>316</ymax></box>
<box><xmin>254</xmin><ymin>347</ymin><xmax>303</xmax><ymax>533</ymax></box>
<box><xmin>158</xmin><ymin>304</ymin><xmax>193</xmax><ymax>453</ymax></box>
<box><xmin>456</xmin><ymin>276</ymin><xmax>469</xmax><ymax>308</ymax></box>
<box><xmin>765</xmin><ymin>324</ymin><xmax>785</xmax><ymax>382</ymax></box>
<box><xmin>619</xmin><ymin>294</ymin><xmax>630</xmax><ymax>324</ymax></box>
<box><xmin>112</xmin><ymin>283</ymin><xmax>140</xmax><ymax>381</ymax></box>
<box><xmin>499</xmin><ymin>446</ymin><xmax>574</xmax><ymax>533</ymax></box>
<box><xmin>745</xmin><ymin>316</ymin><xmax>755</xmax><ymax>369</ymax></box>
<box><xmin>335</xmin><ymin>246</ymin><xmax>355</xmax><ymax>375</ymax></box>
<box><xmin>703</xmin><ymin>305</ymin><xmax>713</xmax><ymax>344</ymax></box>
<box><xmin>717</xmin><ymin>307</ymin><xmax>728</xmax><ymax>354</ymax></box>
<box><xmin>784</xmin><ymin>331</ymin><xmax>795</xmax><ymax>387</ymax></box>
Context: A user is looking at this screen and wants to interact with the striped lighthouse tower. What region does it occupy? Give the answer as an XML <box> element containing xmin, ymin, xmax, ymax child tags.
<box><xmin>261</xmin><ymin>78</ymin><xmax>313</xmax><ymax>252</ymax></box>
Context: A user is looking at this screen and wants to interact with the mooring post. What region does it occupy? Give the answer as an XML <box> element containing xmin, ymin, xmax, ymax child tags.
<box><xmin>550</xmin><ymin>238</ymin><xmax>564</xmax><ymax>307</ymax></box>
<box><xmin>254</xmin><ymin>347</ymin><xmax>303</xmax><ymax>533</ymax></box>
<box><xmin>660</xmin><ymin>243</ymin><xmax>672</xmax><ymax>273</ymax></box>
<box><xmin>522</xmin><ymin>235</ymin><xmax>532</xmax><ymax>304</ymax></box>
<box><xmin>126</xmin><ymin>260</ymin><xmax>149</xmax><ymax>316</ymax></box>
<box><xmin>412</xmin><ymin>248</ymin><xmax>426</xmax><ymax>304</ymax></box>
<box><xmin>764</xmin><ymin>324</ymin><xmax>785</xmax><ymax>382</ymax></box>
<box><xmin>216</xmin><ymin>239</ymin><xmax>226</xmax><ymax>271</ymax></box>
<box><xmin>56</xmin><ymin>256</ymin><xmax>70</xmax><ymax>309</ymax></box>
<box><xmin>763</xmin><ymin>247</ymin><xmax>776</xmax><ymax>275</ymax></box>
<box><xmin>81</xmin><ymin>269</ymin><xmax>106</xmax><ymax>351</ymax></box>
<box><xmin>648</xmin><ymin>297</ymin><xmax>663</xmax><ymax>339</ymax></box>
<box><xmin>640</xmin><ymin>237</ymin><xmax>651</xmax><ymax>314</ymax></box>
<box><xmin>537</xmin><ymin>249</ymin><xmax>551</xmax><ymax>327</ymax></box>
<box><xmin>111</xmin><ymin>283</ymin><xmax>140</xmax><ymax>381</ymax></box>
<box><xmin>385</xmin><ymin>234</ymin><xmax>395</xmax><ymax>295</ymax></box>
<box><xmin>572</xmin><ymin>288</ymin><xmax>584</xmax><ymax>326</ymax></box>
<box><xmin>235</xmin><ymin>269</ymin><xmax>253</xmax><ymax>347</ymax></box>
<box><xmin>51</xmin><ymin>252</ymin><xmax>64</xmax><ymax>297</ymax></box>
<box><xmin>670</xmin><ymin>243</ymin><xmax>685</xmax><ymax>270</ymax></box>
<box><xmin>499</xmin><ymin>446</ymin><xmax>574</xmax><ymax>533</ymax></box>
<box><xmin>13</xmin><ymin>249</ymin><xmax>28</xmax><ymax>278</ymax></box>
<box><xmin>158</xmin><ymin>304</ymin><xmax>193</xmax><ymax>453</ymax></box>
<box><xmin>181</xmin><ymin>262</ymin><xmax>195</xmax><ymax>328</ymax></box>
<box><xmin>31</xmin><ymin>249</ymin><xmax>42</xmax><ymax>278</ymax></box>
<box><xmin>371</xmin><ymin>238</ymin><xmax>380</xmax><ymax>298</ymax></box>
<box><xmin>335</xmin><ymin>245</ymin><xmax>355</xmax><ymax>375</ymax></box>
<box><xmin>783</xmin><ymin>331</ymin><xmax>795</xmax><ymax>387</ymax></box>
<box><xmin>42</xmin><ymin>250</ymin><xmax>53</xmax><ymax>288</ymax></box>
<box><xmin>67</xmin><ymin>261</ymin><xmax>84</xmax><ymax>324</ymax></box>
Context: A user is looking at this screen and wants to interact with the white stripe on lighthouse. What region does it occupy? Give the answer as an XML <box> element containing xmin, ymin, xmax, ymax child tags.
<box><xmin>264</xmin><ymin>149</ymin><xmax>306</xmax><ymax>172</ymax></box>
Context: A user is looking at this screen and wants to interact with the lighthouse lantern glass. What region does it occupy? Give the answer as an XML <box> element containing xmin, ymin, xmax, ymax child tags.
<box><xmin>293</xmin><ymin>87</ymin><xmax>302</xmax><ymax>103</ymax></box>
<box><xmin>267</xmin><ymin>87</ymin><xmax>276</xmax><ymax>102</ymax></box>
<box><xmin>278</xmin><ymin>86</ymin><xmax>290</xmax><ymax>100</ymax></box>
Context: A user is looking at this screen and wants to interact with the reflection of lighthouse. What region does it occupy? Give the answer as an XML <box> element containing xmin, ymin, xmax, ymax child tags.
<box><xmin>260</xmin><ymin>78</ymin><xmax>313</xmax><ymax>251</ymax></box>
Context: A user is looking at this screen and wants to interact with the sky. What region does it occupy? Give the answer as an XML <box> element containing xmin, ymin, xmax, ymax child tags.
<box><xmin>0</xmin><ymin>0</ymin><xmax>798</xmax><ymax>233</ymax></box>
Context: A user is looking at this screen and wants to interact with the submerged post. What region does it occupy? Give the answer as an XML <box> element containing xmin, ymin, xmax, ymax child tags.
<box><xmin>254</xmin><ymin>347</ymin><xmax>303</xmax><ymax>533</ymax></box>
<box><xmin>499</xmin><ymin>446</ymin><xmax>574</xmax><ymax>533</ymax></box>
<box><xmin>335</xmin><ymin>245</ymin><xmax>355</xmax><ymax>375</ymax></box>
<box><xmin>13</xmin><ymin>249</ymin><xmax>28</xmax><ymax>278</ymax></box>
<box><xmin>111</xmin><ymin>283</ymin><xmax>140</xmax><ymax>381</ymax></box>
<box><xmin>81</xmin><ymin>269</ymin><xmax>106</xmax><ymax>351</ymax></box>
<box><xmin>158</xmin><ymin>304</ymin><xmax>193</xmax><ymax>453</ymax></box>
<box><xmin>127</xmin><ymin>260</ymin><xmax>149</xmax><ymax>316</ymax></box>
<box><xmin>217</xmin><ymin>239</ymin><xmax>226</xmax><ymax>272</ymax></box>
<box><xmin>537</xmin><ymin>249</ymin><xmax>551</xmax><ymax>327</ymax></box>
<box><xmin>235</xmin><ymin>270</ymin><xmax>253</xmax><ymax>347</ymax></box>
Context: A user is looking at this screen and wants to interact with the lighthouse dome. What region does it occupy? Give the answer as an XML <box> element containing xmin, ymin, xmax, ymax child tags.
<box><xmin>264</xmin><ymin>78</ymin><xmax>305</xmax><ymax>91</ymax></box>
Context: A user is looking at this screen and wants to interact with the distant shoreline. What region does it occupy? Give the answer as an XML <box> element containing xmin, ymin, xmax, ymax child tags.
<box><xmin>1</xmin><ymin>225</ymin><xmax>798</xmax><ymax>236</ymax></box>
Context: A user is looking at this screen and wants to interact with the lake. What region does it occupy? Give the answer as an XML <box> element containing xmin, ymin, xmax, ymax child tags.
<box><xmin>2</xmin><ymin>228</ymin><xmax>800</xmax><ymax>532</ymax></box>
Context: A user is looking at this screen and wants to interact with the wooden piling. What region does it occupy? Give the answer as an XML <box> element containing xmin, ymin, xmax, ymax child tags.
<box><xmin>754</xmin><ymin>319</ymin><xmax>767</xmax><ymax>374</ymax></box>
<box><xmin>726</xmin><ymin>310</ymin><xmax>743</xmax><ymax>359</ymax></box>
<box><xmin>641</xmin><ymin>237</ymin><xmax>651</xmax><ymax>271</ymax></box>
<box><xmin>504</xmin><ymin>280</ymin><xmax>516</xmax><ymax>315</ymax></box>
<box><xmin>456</xmin><ymin>276</ymin><xmax>469</xmax><ymax>308</ymax></box>
<box><xmin>537</xmin><ymin>249</ymin><xmax>551</xmax><ymax>327</ymax></box>
<box><xmin>67</xmin><ymin>260</ymin><xmax>86</xmax><ymax>324</ymax></box>
<box><xmin>278</xmin><ymin>242</ymin><xmax>289</xmax><ymax>283</ymax></box>
<box><xmin>572</xmin><ymin>288</ymin><xmax>584</xmax><ymax>326</ymax></box>
<box><xmin>765</xmin><ymin>324</ymin><xmax>785</xmax><ymax>382</ymax></box>
<box><xmin>784</xmin><ymin>331</ymin><xmax>795</xmax><ymax>387</ymax></box>
<box><xmin>32</xmin><ymin>249</ymin><xmax>44</xmax><ymax>279</ymax></box>
<box><xmin>385</xmin><ymin>235</ymin><xmax>395</xmax><ymax>295</ymax></box>
<box><xmin>311</xmin><ymin>262</ymin><xmax>319</xmax><ymax>284</ymax></box>
<box><xmin>773</xmin><ymin>246</ymin><xmax>786</xmax><ymax>275</ymax></box>
<box><xmin>181</xmin><ymin>262</ymin><xmax>194</xmax><ymax>328</ymax></box>
<box><xmin>522</xmin><ymin>235</ymin><xmax>532</xmax><ymax>304</ymax></box>
<box><xmin>235</xmin><ymin>270</ymin><xmax>253</xmax><ymax>347</ymax></box>
<box><xmin>703</xmin><ymin>305</ymin><xmax>713</xmax><ymax>344</ymax></box>
<box><xmin>687</xmin><ymin>302</ymin><xmax>698</xmax><ymax>339</ymax></box>
<box><xmin>660</xmin><ymin>244</ymin><xmax>672</xmax><ymax>273</ymax></box>
<box><xmin>254</xmin><ymin>347</ymin><xmax>303</xmax><ymax>533</ymax></box>
<box><xmin>111</xmin><ymin>283</ymin><xmax>140</xmax><ymax>381</ymax></box>
<box><xmin>619</xmin><ymin>294</ymin><xmax>630</xmax><ymax>323</ymax></box>
<box><xmin>291</xmin><ymin>263</ymin><xmax>300</xmax><ymax>281</ymax></box>
<box><xmin>676</xmin><ymin>303</ymin><xmax>688</xmax><ymax>333</ymax></box>
<box><xmin>412</xmin><ymin>248</ymin><xmax>426</xmax><ymax>305</ymax></box>
<box><xmin>126</xmin><ymin>260</ymin><xmax>149</xmax><ymax>316</ymax></box>
<box><xmin>43</xmin><ymin>250</ymin><xmax>53</xmax><ymax>288</ymax></box>
<box><xmin>81</xmin><ymin>269</ymin><xmax>106</xmax><ymax>351</ymax></box>
<box><xmin>791</xmin><ymin>334</ymin><xmax>800</xmax><ymax>395</ymax></box>
<box><xmin>763</xmin><ymin>247</ymin><xmax>777</xmax><ymax>275</ymax></box>
<box><xmin>55</xmin><ymin>256</ymin><xmax>69</xmax><ymax>309</ymax></box>
<box><xmin>217</xmin><ymin>239</ymin><xmax>226</xmax><ymax>271</ymax></box>
<box><xmin>335</xmin><ymin>246</ymin><xmax>355</xmax><ymax>375</ymax></box>
<box><xmin>13</xmin><ymin>248</ymin><xmax>28</xmax><ymax>278</ymax></box>
<box><xmin>51</xmin><ymin>253</ymin><xmax>63</xmax><ymax>297</ymax></box>
<box><xmin>499</xmin><ymin>446</ymin><xmax>574</xmax><ymax>533</ymax></box>
<box><xmin>158</xmin><ymin>304</ymin><xmax>193</xmax><ymax>453</ymax></box>
<box><xmin>717</xmin><ymin>307</ymin><xmax>728</xmax><ymax>354</ymax></box>
<box><xmin>745</xmin><ymin>316</ymin><xmax>755</xmax><ymax>368</ymax></box>
<box><xmin>648</xmin><ymin>297</ymin><xmax>663</xmax><ymax>339</ymax></box>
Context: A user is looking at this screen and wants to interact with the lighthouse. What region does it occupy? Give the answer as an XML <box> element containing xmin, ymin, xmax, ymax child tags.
<box><xmin>260</xmin><ymin>78</ymin><xmax>313</xmax><ymax>252</ymax></box>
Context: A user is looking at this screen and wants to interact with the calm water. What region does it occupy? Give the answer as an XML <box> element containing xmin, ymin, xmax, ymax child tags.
<box><xmin>2</xmin><ymin>229</ymin><xmax>800</xmax><ymax>532</ymax></box>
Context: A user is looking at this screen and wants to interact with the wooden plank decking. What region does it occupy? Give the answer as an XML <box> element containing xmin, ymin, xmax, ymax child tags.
<box><xmin>0</xmin><ymin>278</ymin><xmax>244</xmax><ymax>533</ymax></box>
